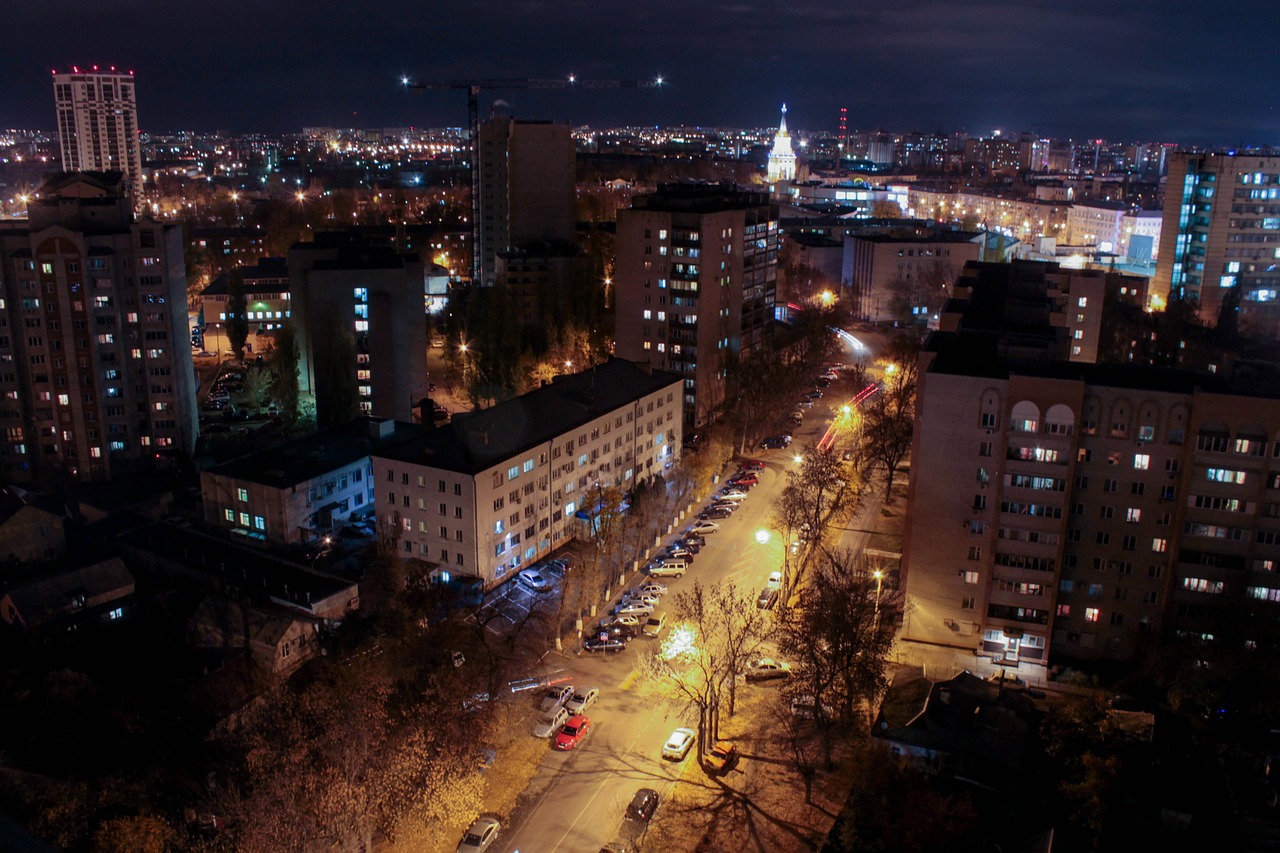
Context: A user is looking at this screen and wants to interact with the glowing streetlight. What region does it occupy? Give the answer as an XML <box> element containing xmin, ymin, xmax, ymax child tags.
<box><xmin>754</xmin><ymin>529</ymin><xmax>771</xmax><ymax>544</ymax></box>
<box><xmin>873</xmin><ymin>569</ymin><xmax>884</xmax><ymax>622</ymax></box>
<box><xmin>841</xmin><ymin>405</ymin><xmax>852</xmax><ymax>418</ymax></box>
<box><xmin>819</xmin><ymin>289</ymin><xmax>835</xmax><ymax>307</ymax></box>
<box><xmin>793</xmin><ymin>454</ymin><xmax>804</xmax><ymax>465</ymax></box>
<box><xmin>885</xmin><ymin>363</ymin><xmax>898</xmax><ymax>377</ymax></box>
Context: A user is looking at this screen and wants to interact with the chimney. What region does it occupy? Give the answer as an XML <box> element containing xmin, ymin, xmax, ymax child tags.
<box><xmin>368</xmin><ymin>418</ymin><xmax>394</xmax><ymax>440</ymax></box>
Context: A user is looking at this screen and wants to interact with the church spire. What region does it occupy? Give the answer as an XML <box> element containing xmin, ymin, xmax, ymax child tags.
<box><xmin>767</xmin><ymin>102</ymin><xmax>797</xmax><ymax>182</ymax></box>
<box><xmin>779</xmin><ymin>103</ymin><xmax>788</xmax><ymax>135</ymax></box>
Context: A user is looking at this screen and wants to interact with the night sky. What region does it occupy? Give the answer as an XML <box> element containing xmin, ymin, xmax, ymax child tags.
<box><xmin>4</xmin><ymin>0</ymin><xmax>1278</xmax><ymax>145</ymax></box>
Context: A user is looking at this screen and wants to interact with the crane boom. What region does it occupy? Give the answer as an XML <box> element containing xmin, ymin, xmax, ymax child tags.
<box><xmin>404</xmin><ymin>75</ymin><xmax>664</xmax><ymax>283</ymax></box>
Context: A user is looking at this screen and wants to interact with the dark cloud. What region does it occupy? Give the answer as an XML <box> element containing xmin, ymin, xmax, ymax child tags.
<box><xmin>2</xmin><ymin>0</ymin><xmax>1277</xmax><ymax>145</ymax></box>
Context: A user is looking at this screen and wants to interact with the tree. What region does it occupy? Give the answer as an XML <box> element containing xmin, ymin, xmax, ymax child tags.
<box><xmin>639</xmin><ymin>581</ymin><xmax>771</xmax><ymax>748</ymax></box>
<box><xmin>226</xmin><ymin>267</ymin><xmax>249</xmax><ymax>359</ymax></box>
<box><xmin>92</xmin><ymin>815</ymin><xmax>177</xmax><ymax>853</ymax></box>
<box><xmin>777</xmin><ymin>548</ymin><xmax>897</xmax><ymax>766</ymax></box>
<box><xmin>243</xmin><ymin>365</ymin><xmax>272</xmax><ymax>411</ymax></box>
<box><xmin>870</xmin><ymin>200</ymin><xmax>903</xmax><ymax>219</ymax></box>
<box><xmin>860</xmin><ymin>334</ymin><xmax>919</xmax><ymax>500</ymax></box>
<box><xmin>269</xmin><ymin>321</ymin><xmax>301</xmax><ymax>431</ymax></box>
<box><xmin>314</xmin><ymin>313</ymin><xmax>360</xmax><ymax>428</ymax></box>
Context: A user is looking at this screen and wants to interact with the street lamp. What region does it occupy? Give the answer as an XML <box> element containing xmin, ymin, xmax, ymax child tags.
<box><xmin>873</xmin><ymin>569</ymin><xmax>884</xmax><ymax>623</ymax></box>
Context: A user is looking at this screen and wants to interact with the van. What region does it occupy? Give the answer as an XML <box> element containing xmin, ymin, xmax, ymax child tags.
<box><xmin>660</xmin><ymin>557</ymin><xmax>688</xmax><ymax>572</ymax></box>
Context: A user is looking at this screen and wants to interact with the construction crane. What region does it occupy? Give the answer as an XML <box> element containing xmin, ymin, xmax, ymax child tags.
<box><xmin>403</xmin><ymin>75</ymin><xmax>665</xmax><ymax>283</ymax></box>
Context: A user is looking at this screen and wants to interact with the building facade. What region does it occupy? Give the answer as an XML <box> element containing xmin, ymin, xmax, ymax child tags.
<box><xmin>902</xmin><ymin>261</ymin><xmax>1280</xmax><ymax>673</ymax></box>
<box><xmin>0</xmin><ymin>172</ymin><xmax>197</xmax><ymax>483</ymax></box>
<box><xmin>200</xmin><ymin>417</ymin><xmax>420</xmax><ymax>546</ymax></box>
<box><xmin>200</xmin><ymin>257</ymin><xmax>291</xmax><ymax>348</ymax></box>
<box><xmin>614</xmin><ymin>183</ymin><xmax>778</xmax><ymax>428</ymax></box>
<box><xmin>842</xmin><ymin>231</ymin><xmax>982</xmax><ymax>324</ymax></box>
<box><xmin>477</xmin><ymin>118</ymin><xmax>576</xmax><ymax>287</ymax></box>
<box><xmin>1066</xmin><ymin>201</ymin><xmax>1129</xmax><ymax>252</ymax></box>
<box><xmin>52</xmin><ymin>69</ymin><xmax>142</xmax><ymax>201</ymax></box>
<box><xmin>373</xmin><ymin>359</ymin><xmax>682</xmax><ymax>588</ymax></box>
<box><xmin>1154</xmin><ymin>152</ymin><xmax>1280</xmax><ymax>332</ymax></box>
<box><xmin>288</xmin><ymin>233</ymin><xmax>427</xmax><ymax>424</ymax></box>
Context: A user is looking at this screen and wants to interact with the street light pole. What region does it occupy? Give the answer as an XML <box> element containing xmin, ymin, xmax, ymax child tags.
<box><xmin>873</xmin><ymin>568</ymin><xmax>884</xmax><ymax>626</ymax></box>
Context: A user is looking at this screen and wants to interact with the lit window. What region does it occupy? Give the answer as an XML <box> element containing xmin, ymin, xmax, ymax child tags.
<box><xmin>237</xmin><ymin>488</ymin><xmax>248</xmax><ymax>502</ymax></box>
<box><xmin>1134</xmin><ymin>454</ymin><xmax>1149</xmax><ymax>470</ymax></box>
<box><xmin>1084</xmin><ymin>607</ymin><xmax>1100</xmax><ymax>623</ymax></box>
<box><xmin>239</xmin><ymin>512</ymin><xmax>250</xmax><ymax>527</ymax></box>
<box><xmin>253</xmin><ymin>515</ymin><xmax>266</xmax><ymax>530</ymax></box>
<box><xmin>1077</xmin><ymin>296</ymin><xmax>1087</xmax><ymax>307</ymax></box>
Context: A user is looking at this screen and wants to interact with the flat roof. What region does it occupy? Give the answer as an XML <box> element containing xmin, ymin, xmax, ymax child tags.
<box><xmin>377</xmin><ymin>359</ymin><xmax>683</xmax><ymax>473</ymax></box>
<box><xmin>207</xmin><ymin>417</ymin><xmax>423</xmax><ymax>488</ymax></box>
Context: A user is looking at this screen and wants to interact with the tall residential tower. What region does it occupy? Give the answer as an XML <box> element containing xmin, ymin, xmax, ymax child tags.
<box><xmin>52</xmin><ymin>68</ymin><xmax>142</xmax><ymax>202</ymax></box>
<box><xmin>614</xmin><ymin>183</ymin><xmax>778</xmax><ymax>428</ymax></box>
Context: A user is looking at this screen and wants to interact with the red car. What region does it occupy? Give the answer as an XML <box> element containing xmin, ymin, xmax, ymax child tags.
<box><xmin>554</xmin><ymin>715</ymin><xmax>592</xmax><ymax>750</ymax></box>
<box><xmin>730</xmin><ymin>473</ymin><xmax>759</xmax><ymax>487</ymax></box>
<box><xmin>740</xmin><ymin>460</ymin><xmax>766</xmax><ymax>471</ymax></box>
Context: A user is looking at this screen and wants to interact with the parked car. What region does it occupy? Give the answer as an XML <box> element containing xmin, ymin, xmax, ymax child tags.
<box><xmin>710</xmin><ymin>500</ymin><xmax>739</xmax><ymax>513</ymax></box>
<box><xmin>625</xmin><ymin>788</ymin><xmax>659</xmax><ymax>823</ymax></box>
<box><xmin>766</xmin><ymin>571</ymin><xmax>783</xmax><ymax>590</ymax></box>
<box><xmin>566</xmin><ymin>687</ymin><xmax>600</xmax><ymax>714</ymax></box>
<box><xmin>700</xmin><ymin>507</ymin><xmax>732</xmax><ymax>520</ymax></box>
<box><xmin>804</xmin><ymin>389</ymin><xmax>823</xmax><ymax>400</ymax></box>
<box><xmin>600</xmin><ymin>614</ymin><xmax>640</xmax><ymax>631</ymax></box>
<box><xmin>756</xmin><ymin>588</ymin><xmax>780</xmax><ymax>610</ymax></box>
<box><xmin>533</xmin><ymin>706</ymin><xmax>571</xmax><ymax>738</ymax></box>
<box><xmin>518</xmin><ymin>568</ymin><xmax>552</xmax><ymax>592</ymax></box>
<box><xmin>718</xmin><ymin>488</ymin><xmax>748</xmax><ymax>501</ymax></box>
<box><xmin>638</xmin><ymin>581</ymin><xmax>668</xmax><ymax>596</ymax></box>
<box><xmin>642</xmin><ymin>611</ymin><xmax>667</xmax><ymax>638</ymax></box>
<box><xmin>740</xmin><ymin>459</ymin><xmax>766</xmax><ymax>471</ymax></box>
<box><xmin>665</xmin><ymin>545</ymin><xmax>695</xmax><ymax>560</ymax></box>
<box><xmin>647</xmin><ymin>562</ymin><xmax>685</xmax><ymax>579</ymax></box>
<box><xmin>615</xmin><ymin>600</ymin><xmax>655</xmax><ymax>617</ymax></box>
<box><xmin>729</xmin><ymin>473</ymin><xmax>759</xmax><ymax>487</ymax></box>
<box><xmin>687</xmin><ymin>521</ymin><xmax>720</xmax><ymax>535</ymax></box>
<box><xmin>623</xmin><ymin>591</ymin><xmax>661</xmax><ymax>609</ymax></box>
<box><xmin>744</xmin><ymin>657</ymin><xmax>792</xmax><ymax>682</ymax></box>
<box><xmin>584</xmin><ymin>635</ymin><xmax>627</xmax><ymax>653</ymax></box>
<box><xmin>797</xmin><ymin>398</ymin><xmax>815</xmax><ymax>409</ymax></box>
<box><xmin>704</xmin><ymin>741</ymin><xmax>739</xmax><ymax>775</ymax></box>
<box><xmin>553</xmin><ymin>715</ymin><xmax>593</xmax><ymax>750</ymax></box>
<box><xmin>662</xmin><ymin>727</ymin><xmax>696</xmax><ymax>761</ymax></box>
<box><xmin>456</xmin><ymin>816</ymin><xmax>501</xmax><ymax>853</ymax></box>
<box><xmin>681</xmin><ymin>534</ymin><xmax>707</xmax><ymax>547</ymax></box>
<box><xmin>539</xmin><ymin>684</ymin><xmax>574</xmax><ymax>713</ymax></box>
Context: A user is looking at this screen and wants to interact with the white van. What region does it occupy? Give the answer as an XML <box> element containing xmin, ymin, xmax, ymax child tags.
<box><xmin>649</xmin><ymin>558</ymin><xmax>688</xmax><ymax>578</ymax></box>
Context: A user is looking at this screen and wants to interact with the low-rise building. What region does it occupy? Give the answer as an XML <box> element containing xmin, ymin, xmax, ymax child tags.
<box><xmin>200</xmin><ymin>257</ymin><xmax>292</xmax><ymax>347</ymax></box>
<box><xmin>200</xmin><ymin>416</ymin><xmax>422</xmax><ymax>545</ymax></box>
<box><xmin>188</xmin><ymin>595</ymin><xmax>319</xmax><ymax>675</ymax></box>
<box><xmin>374</xmin><ymin>359</ymin><xmax>682</xmax><ymax>588</ymax></box>
<box><xmin>842</xmin><ymin>231</ymin><xmax>982</xmax><ymax>323</ymax></box>
<box><xmin>0</xmin><ymin>557</ymin><xmax>134</xmax><ymax>634</ymax></box>
<box><xmin>0</xmin><ymin>487</ymin><xmax>66</xmax><ymax>563</ymax></box>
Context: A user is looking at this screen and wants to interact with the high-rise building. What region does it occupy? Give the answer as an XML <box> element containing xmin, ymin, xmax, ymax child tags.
<box><xmin>1154</xmin><ymin>152</ymin><xmax>1280</xmax><ymax>333</ymax></box>
<box><xmin>51</xmin><ymin>68</ymin><xmax>142</xmax><ymax>201</ymax></box>
<box><xmin>901</xmin><ymin>260</ymin><xmax>1280</xmax><ymax>675</ymax></box>
<box><xmin>614</xmin><ymin>183</ymin><xmax>778</xmax><ymax>428</ymax></box>
<box><xmin>476</xmin><ymin>117</ymin><xmax>575</xmax><ymax>286</ymax></box>
<box><xmin>767</xmin><ymin>105</ymin><xmax>797</xmax><ymax>182</ymax></box>
<box><xmin>288</xmin><ymin>233</ymin><xmax>427</xmax><ymax>425</ymax></box>
<box><xmin>0</xmin><ymin>172</ymin><xmax>197</xmax><ymax>483</ymax></box>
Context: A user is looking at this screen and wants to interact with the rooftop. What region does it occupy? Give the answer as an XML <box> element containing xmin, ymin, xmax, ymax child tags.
<box><xmin>377</xmin><ymin>359</ymin><xmax>682</xmax><ymax>473</ymax></box>
<box><xmin>203</xmin><ymin>257</ymin><xmax>289</xmax><ymax>296</ymax></box>
<box><xmin>207</xmin><ymin>417</ymin><xmax>423</xmax><ymax>488</ymax></box>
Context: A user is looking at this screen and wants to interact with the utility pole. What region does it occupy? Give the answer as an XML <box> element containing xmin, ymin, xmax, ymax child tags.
<box><xmin>403</xmin><ymin>75</ymin><xmax>665</xmax><ymax>284</ymax></box>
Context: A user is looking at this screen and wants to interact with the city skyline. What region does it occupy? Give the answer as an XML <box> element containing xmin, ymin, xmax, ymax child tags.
<box><xmin>2</xmin><ymin>0</ymin><xmax>1277</xmax><ymax>146</ymax></box>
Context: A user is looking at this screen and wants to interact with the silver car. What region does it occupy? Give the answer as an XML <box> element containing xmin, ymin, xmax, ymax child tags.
<box><xmin>457</xmin><ymin>816</ymin><xmax>500</xmax><ymax>852</ymax></box>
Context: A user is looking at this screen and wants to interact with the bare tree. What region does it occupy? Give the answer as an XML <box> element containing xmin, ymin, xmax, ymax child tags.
<box><xmin>777</xmin><ymin>548</ymin><xmax>898</xmax><ymax>767</ymax></box>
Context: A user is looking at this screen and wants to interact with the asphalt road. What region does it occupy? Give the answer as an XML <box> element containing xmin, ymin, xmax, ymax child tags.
<box><xmin>495</xmin><ymin>330</ymin><xmax>882</xmax><ymax>853</ymax></box>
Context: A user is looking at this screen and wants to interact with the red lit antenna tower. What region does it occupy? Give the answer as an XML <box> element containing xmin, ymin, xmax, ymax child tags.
<box><xmin>838</xmin><ymin>107</ymin><xmax>848</xmax><ymax>149</ymax></box>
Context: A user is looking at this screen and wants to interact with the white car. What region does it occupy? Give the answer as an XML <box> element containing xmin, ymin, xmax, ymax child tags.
<box><xmin>766</xmin><ymin>571</ymin><xmax>783</xmax><ymax>590</ymax></box>
<box><xmin>638</xmin><ymin>581</ymin><xmax>668</xmax><ymax>596</ymax></box>
<box><xmin>624</xmin><ymin>591</ymin><xmax>661</xmax><ymax>608</ymax></box>
<box><xmin>687</xmin><ymin>521</ymin><xmax>720</xmax><ymax>535</ymax></box>
<box><xmin>744</xmin><ymin>657</ymin><xmax>792</xmax><ymax>682</ymax></box>
<box><xmin>456</xmin><ymin>816</ymin><xmax>501</xmax><ymax>853</ymax></box>
<box><xmin>647</xmin><ymin>563</ymin><xmax>685</xmax><ymax>579</ymax></box>
<box><xmin>518</xmin><ymin>568</ymin><xmax>552</xmax><ymax>591</ymax></box>
<box><xmin>718</xmin><ymin>489</ymin><xmax>748</xmax><ymax>501</ymax></box>
<box><xmin>662</xmin><ymin>727</ymin><xmax>696</xmax><ymax>761</ymax></box>
<box><xmin>601</xmin><ymin>614</ymin><xmax>640</xmax><ymax>630</ymax></box>
<box><xmin>533</xmin><ymin>706</ymin><xmax>571</xmax><ymax>738</ymax></box>
<box><xmin>615</xmin><ymin>600</ymin><xmax>655</xmax><ymax>617</ymax></box>
<box><xmin>566</xmin><ymin>687</ymin><xmax>600</xmax><ymax>714</ymax></box>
